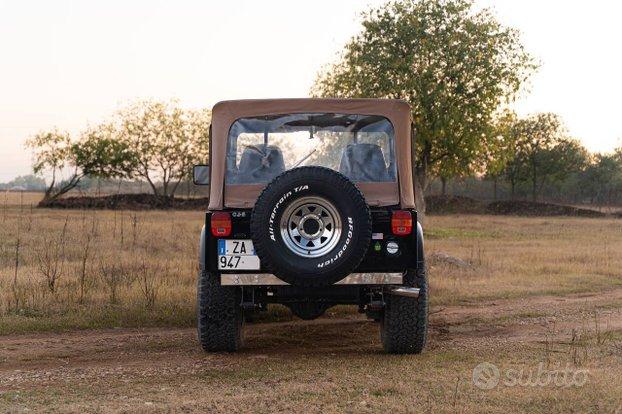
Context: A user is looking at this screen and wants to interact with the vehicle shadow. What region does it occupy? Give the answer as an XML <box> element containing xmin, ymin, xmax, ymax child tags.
<box><xmin>239</xmin><ymin>318</ymin><xmax>389</xmax><ymax>356</ymax></box>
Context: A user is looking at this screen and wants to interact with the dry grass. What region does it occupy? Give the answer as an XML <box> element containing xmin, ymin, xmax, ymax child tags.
<box><xmin>426</xmin><ymin>215</ymin><xmax>622</xmax><ymax>304</ymax></box>
<box><xmin>1</xmin><ymin>191</ymin><xmax>43</xmax><ymax>209</ymax></box>
<box><xmin>1</xmin><ymin>205</ymin><xmax>622</xmax><ymax>413</ymax></box>
<box><xmin>0</xmin><ymin>207</ymin><xmax>201</xmax><ymax>333</ymax></box>
<box><xmin>1</xmin><ymin>204</ymin><xmax>621</xmax><ymax>334</ymax></box>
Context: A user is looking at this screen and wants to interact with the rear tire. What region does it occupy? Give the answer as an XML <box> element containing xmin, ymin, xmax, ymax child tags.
<box><xmin>197</xmin><ymin>269</ymin><xmax>244</xmax><ymax>352</ymax></box>
<box><xmin>380</xmin><ymin>267</ymin><xmax>428</xmax><ymax>354</ymax></box>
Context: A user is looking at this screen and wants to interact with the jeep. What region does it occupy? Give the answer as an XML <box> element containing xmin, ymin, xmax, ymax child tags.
<box><xmin>193</xmin><ymin>98</ymin><xmax>427</xmax><ymax>354</ymax></box>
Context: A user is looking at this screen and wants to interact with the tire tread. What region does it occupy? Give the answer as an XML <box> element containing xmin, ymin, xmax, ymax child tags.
<box><xmin>381</xmin><ymin>266</ymin><xmax>428</xmax><ymax>354</ymax></box>
<box><xmin>197</xmin><ymin>269</ymin><xmax>244</xmax><ymax>352</ymax></box>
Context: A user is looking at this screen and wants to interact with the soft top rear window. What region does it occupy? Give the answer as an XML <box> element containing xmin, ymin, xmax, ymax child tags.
<box><xmin>225</xmin><ymin>113</ymin><xmax>396</xmax><ymax>185</ymax></box>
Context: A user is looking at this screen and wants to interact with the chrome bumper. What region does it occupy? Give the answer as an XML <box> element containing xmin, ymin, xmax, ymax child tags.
<box><xmin>220</xmin><ymin>272</ymin><xmax>403</xmax><ymax>286</ymax></box>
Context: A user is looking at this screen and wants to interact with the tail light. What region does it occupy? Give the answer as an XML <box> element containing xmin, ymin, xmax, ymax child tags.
<box><xmin>391</xmin><ymin>210</ymin><xmax>412</xmax><ymax>235</ymax></box>
<box><xmin>211</xmin><ymin>212</ymin><xmax>232</xmax><ymax>237</ymax></box>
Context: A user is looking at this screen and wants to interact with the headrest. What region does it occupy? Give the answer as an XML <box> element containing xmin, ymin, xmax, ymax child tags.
<box><xmin>339</xmin><ymin>143</ymin><xmax>390</xmax><ymax>182</ymax></box>
<box><xmin>236</xmin><ymin>145</ymin><xmax>285</xmax><ymax>183</ymax></box>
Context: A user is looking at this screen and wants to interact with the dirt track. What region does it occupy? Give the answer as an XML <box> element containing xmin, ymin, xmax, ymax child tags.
<box><xmin>2</xmin><ymin>290</ymin><xmax>622</xmax><ymax>413</ymax></box>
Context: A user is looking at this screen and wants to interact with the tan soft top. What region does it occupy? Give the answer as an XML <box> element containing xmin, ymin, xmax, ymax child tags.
<box><xmin>208</xmin><ymin>98</ymin><xmax>415</xmax><ymax>210</ymax></box>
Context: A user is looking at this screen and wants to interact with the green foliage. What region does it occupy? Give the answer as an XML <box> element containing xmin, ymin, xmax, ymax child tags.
<box><xmin>477</xmin><ymin>111</ymin><xmax>519</xmax><ymax>199</ymax></box>
<box><xmin>115</xmin><ymin>100</ymin><xmax>211</xmax><ymax>196</ymax></box>
<box><xmin>26</xmin><ymin>101</ymin><xmax>212</xmax><ymax>199</ymax></box>
<box><xmin>577</xmin><ymin>150</ymin><xmax>622</xmax><ymax>204</ymax></box>
<box><xmin>484</xmin><ymin>111</ymin><xmax>519</xmax><ymax>179</ymax></box>
<box><xmin>502</xmin><ymin>113</ymin><xmax>589</xmax><ymax>201</ymax></box>
<box><xmin>73</xmin><ymin>123</ymin><xmax>137</xmax><ymax>179</ymax></box>
<box><xmin>25</xmin><ymin>129</ymin><xmax>73</xmax><ymax>175</ymax></box>
<box><xmin>548</xmin><ymin>138</ymin><xmax>589</xmax><ymax>182</ymax></box>
<box><xmin>312</xmin><ymin>0</ymin><xmax>537</xmax><ymax>202</ymax></box>
<box><xmin>25</xmin><ymin>129</ymin><xmax>82</xmax><ymax>201</ymax></box>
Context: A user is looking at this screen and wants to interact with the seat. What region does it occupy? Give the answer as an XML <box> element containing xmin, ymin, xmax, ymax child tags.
<box><xmin>338</xmin><ymin>143</ymin><xmax>390</xmax><ymax>182</ymax></box>
<box><xmin>234</xmin><ymin>145</ymin><xmax>285</xmax><ymax>184</ymax></box>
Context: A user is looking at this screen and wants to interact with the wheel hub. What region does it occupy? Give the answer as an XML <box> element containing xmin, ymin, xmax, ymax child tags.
<box><xmin>299</xmin><ymin>214</ymin><xmax>323</xmax><ymax>239</ymax></box>
<box><xmin>279</xmin><ymin>196</ymin><xmax>342</xmax><ymax>257</ymax></box>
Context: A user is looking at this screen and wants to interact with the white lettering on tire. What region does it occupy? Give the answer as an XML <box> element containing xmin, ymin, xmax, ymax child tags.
<box><xmin>317</xmin><ymin>217</ymin><xmax>354</xmax><ymax>268</ymax></box>
<box><xmin>268</xmin><ymin>185</ymin><xmax>309</xmax><ymax>242</ymax></box>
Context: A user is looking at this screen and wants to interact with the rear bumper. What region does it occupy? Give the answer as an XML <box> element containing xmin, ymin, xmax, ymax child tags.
<box><xmin>202</xmin><ymin>208</ymin><xmax>420</xmax><ymax>274</ymax></box>
<box><xmin>221</xmin><ymin>272</ymin><xmax>403</xmax><ymax>286</ymax></box>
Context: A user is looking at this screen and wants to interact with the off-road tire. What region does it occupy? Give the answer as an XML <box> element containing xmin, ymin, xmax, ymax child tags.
<box><xmin>251</xmin><ymin>166</ymin><xmax>371</xmax><ymax>287</ymax></box>
<box><xmin>380</xmin><ymin>267</ymin><xmax>428</xmax><ymax>354</ymax></box>
<box><xmin>197</xmin><ymin>269</ymin><xmax>244</xmax><ymax>352</ymax></box>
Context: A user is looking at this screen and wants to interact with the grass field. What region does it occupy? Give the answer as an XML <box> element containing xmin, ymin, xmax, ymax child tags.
<box><xmin>1</xmin><ymin>192</ymin><xmax>622</xmax><ymax>412</ymax></box>
<box><xmin>1</xmin><ymin>193</ymin><xmax>621</xmax><ymax>334</ymax></box>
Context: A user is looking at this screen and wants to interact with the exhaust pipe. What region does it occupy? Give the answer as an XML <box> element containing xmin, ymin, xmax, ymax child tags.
<box><xmin>388</xmin><ymin>287</ymin><xmax>420</xmax><ymax>298</ymax></box>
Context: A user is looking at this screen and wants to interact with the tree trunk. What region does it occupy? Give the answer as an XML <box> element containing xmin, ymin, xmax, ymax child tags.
<box><xmin>144</xmin><ymin>175</ymin><xmax>159</xmax><ymax>196</ymax></box>
<box><xmin>414</xmin><ymin>164</ymin><xmax>427</xmax><ymax>223</ymax></box>
<box><xmin>170</xmin><ymin>177</ymin><xmax>183</xmax><ymax>197</ymax></box>
<box><xmin>42</xmin><ymin>169</ymin><xmax>57</xmax><ymax>202</ymax></box>
<box><xmin>493</xmin><ymin>177</ymin><xmax>498</xmax><ymax>201</ymax></box>
<box><xmin>531</xmin><ymin>175</ymin><xmax>537</xmax><ymax>202</ymax></box>
<box><xmin>441</xmin><ymin>177</ymin><xmax>447</xmax><ymax>196</ymax></box>
<box><xmin>531</xmin><ymin>158</ymin><xmax>537</xmax><ymax>202</ymax></box>
<box><xmin>414</xmin><ymin>176</ymin><xmax>425</xmax><ymax>221</ymax></box>
<box><xmin>39</xmin><ymin>171</ymin><xmax>83</xmax><ymax>205</ymax></box>
<box><xmin>52</xmin><ymin>173</ymin><xmax>83</xmax><ymax>199</ymax></box>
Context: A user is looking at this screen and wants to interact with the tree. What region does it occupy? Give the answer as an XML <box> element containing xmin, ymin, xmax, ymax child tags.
<box><xmin>578</xmin><ymin>152</ymin><xmax>622</xmax><ymax>206</ymax></box>
<box><xmin>181</xmin><ymin>107</ymin><xmax>212</xmax><ymax>191</ymax></box>
<box><xmin>545</xmin><ymin>138</ymin><xmax>589</xmax><ymax>198</ymax></box>
<box><xmin>116</xmin><ymin>100</ymin><xmax>210</xmax><ymax>196</ymax></box>
<box><xmin>506</xmin><ymin>113</ymin><xmax>588</xmax><ymax>202</ymax></box>
<box><xmin>312</xmin><ymin>0</ymin><xmax>536</xmax><ymax>214</ymax></box>
<box><xmin>434</xmin><ymin>153</ymin><xmax>472</xmax><ymax>196</ymax></box>
<box><xmin>26</xmin><ymin>101</ymin><xmax>211</xmax><ymax>200</ymax></box>
<box><xmin>1</xmin><ymin>175</ymin><xmax>46</xmax><ymax>191</ymax></box>
<box><xmin>26</xmin><ymin>124</ymin><xmax>140</xmax><ymax>202</ymax></box>
<box><xmin>483</xmin><ymin>111</ymin><xmax>518</xmax><ymax>200</ymax></box>
<box><xmin>74</xmin><ymin>122</ymin><xmax>137</xmax><ymax>179</ymax></box>
<box><xmin>26</xmin><ymin>129</ymin><xmax>83</xmax><ymax>202</ymax></box>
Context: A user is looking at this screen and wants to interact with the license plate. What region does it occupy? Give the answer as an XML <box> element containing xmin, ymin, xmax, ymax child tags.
<box><xmin>217</xmin><ymin>239</ymin><xmax>260</xmax><ymax>270</ymax></box>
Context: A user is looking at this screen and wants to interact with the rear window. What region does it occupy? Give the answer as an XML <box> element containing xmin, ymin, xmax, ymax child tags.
<box><xmin>225</xmin><ymin>113</ymin><xmax>396</xmax><ymax>185</ymax></box>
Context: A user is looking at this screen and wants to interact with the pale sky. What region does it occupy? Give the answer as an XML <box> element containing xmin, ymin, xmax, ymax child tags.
<box><xmin>1</xmin><ymin>0</ymin><xmax>621</xmax><ymax>181</ymax></box>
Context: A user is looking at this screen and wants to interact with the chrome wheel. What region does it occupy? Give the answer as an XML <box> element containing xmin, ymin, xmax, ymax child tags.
<box><xmin>279</xmin><ymin>196</ymin><xmax>342</xmax><ymax>257</ymax></box>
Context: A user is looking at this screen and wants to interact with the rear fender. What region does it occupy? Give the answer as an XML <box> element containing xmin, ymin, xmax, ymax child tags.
<box><xmin>416</xmin><ymin>221</ymin><xmax>425</xmax><ymax>270</ymax></box>
<box><xmin>199</xmin><ymin>225</ymin><xmax>207</xmax><ymax>270</ymax></box>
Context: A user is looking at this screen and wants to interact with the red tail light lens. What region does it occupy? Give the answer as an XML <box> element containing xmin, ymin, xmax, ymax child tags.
<box><xmin>211</xmin><ymin>212</ymin><xmax>232</xmax><ymax>237</ymax></box>
<box><xmin>391</xmin><ymin>210</ymin><xmax>412</xmax><ymax>235</ymax></box>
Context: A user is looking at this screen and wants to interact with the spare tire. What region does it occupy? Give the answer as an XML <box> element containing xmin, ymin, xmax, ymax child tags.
<box><xmin>251</xmin><ymin>166</ymin><xmax>371</xmax><ymax>287</ymax></box>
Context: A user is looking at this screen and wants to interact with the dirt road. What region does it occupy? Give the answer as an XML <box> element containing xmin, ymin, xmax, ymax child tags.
<box><xmin>2</xmin><ymin>290</ymin><xmax>622</xmax><ymax>413</ymax></box>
